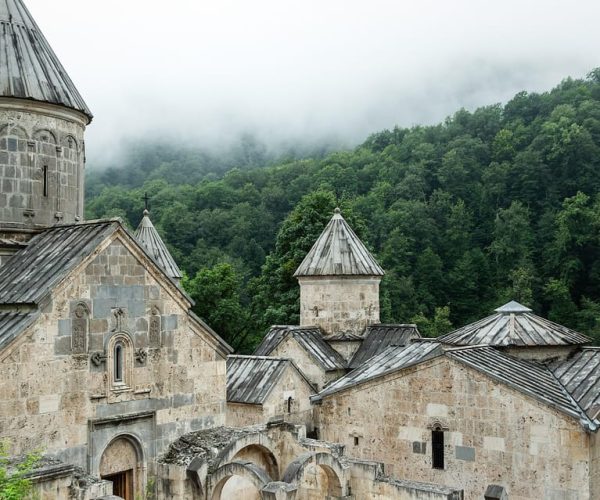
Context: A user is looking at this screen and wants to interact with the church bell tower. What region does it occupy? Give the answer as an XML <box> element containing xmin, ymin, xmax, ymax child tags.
<box><xmin>0</xmin><ymin>0</ymin><xmax>92</xmax><ymax>266</ymax></box>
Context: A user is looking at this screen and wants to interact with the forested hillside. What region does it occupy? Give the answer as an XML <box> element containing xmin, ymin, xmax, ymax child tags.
<box><xmin>86</xmin><ymin>70</ymin><xmax>600</xmax><ymax>351</ymax></box>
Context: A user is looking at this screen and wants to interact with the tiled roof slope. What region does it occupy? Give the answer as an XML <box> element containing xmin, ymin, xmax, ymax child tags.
<box><xmin>227</xmin><ymin>355</ymin><xmax>314</xmax><ymax>404</ymax></box>
<box><xmin>0</xmin><ymin>220</ymin><xmax>118</xmax><ymax>304</ymax></box>
<box><xmin>551</xmin><ymin>348</ymin><xmax>600</xmax><ymax>420</ymax></box>
<box><xmin>254</xmin><ymin>326</ymin><xmax>346</xmax><ymax>371</ymax></box>
<box><xmin>134</xmin><ymin>210</ymin><xmax>182</xmax><ymax>280</ymax></box>
<box><xmin>313</xmin><ymin>342</ymin><xmax>442</xmax><ymax>401</ymax></box>
<box><xmin>349</xmin><ymin>324</ymin><xmax>420</xmax><ymax>369</ymax></box>
<box><xmin>294</xmin><ymin>209</ymin><xmax>384</xmax><ymax>277</ymax></box>
<box><xmin>438</xmin><ymin>301</ymin><xmax>590</xmax><ymax>347</ymax></box>
<box><xmin>0</xmin><ymin>0</ymin><xmax>92</xmax><ymax>119</ymax></box>
<box><xmin>0</xmin><ymin>310</ymin><xmax>38</xmax><ymax>350</ymax></box>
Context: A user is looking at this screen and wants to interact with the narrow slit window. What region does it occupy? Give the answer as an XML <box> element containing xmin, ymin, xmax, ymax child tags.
<box><xmin>287</xmin><ymin>396</ymin><xmax>293</xmax><ymax>414</ymax></box>
<box><xmin>43</xmin><ymin>166</ymin><xmax>48</xmax><ymax>197</ymax></box>
<box><xmin>114</xmin><ymin>343</ymin><xmax>123</xmax><ymax>382</ymax></box>
<box><xmin>354</xmin><ymin>436</ymin><xmax>359</xmax><ymax>446</ymax></box>
<box><xmin>432</xmin><ymin>428</ymin><xmax>444</xmax><ymax>469</ymax></box>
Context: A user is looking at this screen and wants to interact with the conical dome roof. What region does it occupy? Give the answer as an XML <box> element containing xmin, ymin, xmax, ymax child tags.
<box><xmin>0</xmin><ymin>0</ymin><xmax>92</xmax><ymax>120</ymax></box>
<box><xmin>439</xmin><ymin>300</ymin><xmax>590</xmax><ymax>347</ymax></box>
<box><xmin>134</xmin><ymin>210</ymin><xmax>182</xmax><ymax>280</ymax></box>
<box><xmin>294</xmin><ymin>208</ymin><xmax>384</xmax><ymax>277</ymax></box>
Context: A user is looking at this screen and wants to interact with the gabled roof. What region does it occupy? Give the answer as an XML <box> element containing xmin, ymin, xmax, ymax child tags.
<box><xmin>227</xmin><ymin>355</ymin><xmax>314</xmax><ymax>404</ymax></box>
<box><xmin>447</xmin><ymin>346</ymin><xmax>595</xmax><ymax>431</ymax></box>
<box><xmin>254</xmin><ymin>326</ymin><xmax>346</xmax><ymax>372</ymax></box>
<box><xmin>438</xmin><ymin>301</ymin><xmax>590</xmax><ymax>347</ymax></box>
<box><xmin>0</xmin><ymin>220</ymin><xmax>118</xmax><ymax>304</ymax></box>
<box><xmin>293</xmin><ymin>209</ymin><xmax>384</xmax><ymax>277</ymax></box>
<box><xmin>313</xmin><ymin>342</ymin><xmax>442</xmax><ymax>401</ymax></box>
<box><xmin>551</xmin><ymin>348</ymin><xmax>600</xmax><ymax>421</ymax></box>
<box><xmin>313</xmin><ymin>341</ymin><xmax>597</xmax><ymax>431</ymax></box>
<box><xmin>0</xmin><ymin>0</ymin><xmax>92</xmax><ymax>119</ymax></box>
<box><xmin>349</xmin><ymin>324</ymin><xmax>420</xmax><ymax>369</ymax></box>
<box><xmin>134</xmin><ymin>210</ymin><xmax>182</xmax><ymax>280</ymax></box>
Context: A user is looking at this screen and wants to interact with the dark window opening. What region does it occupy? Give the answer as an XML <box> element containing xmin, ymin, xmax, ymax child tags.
<box><xmin>114</xmin><ymin>343</ymin><xmax>123</xmax><ymax>382</ymax></box>
<box><xmin>43</xmin><ymin>166</ymin><xmax>48</xmax><ymax>197</ymax></box>
<box><xmin>432</xmin><ymin>429</ymin><xmax>444</xmax><ymax>469</ymax></box>
<box><xmin>347</xmin><ymin>407</ymin><xmax>351</xmax><ymax>416</ymax></box>
<box><xmin>287</xmin><ymin>396</ymin><xmax>293</xmax><ymax>414</ymax></box>
<box><xmin>354</xmin><ymin>436</ymin><xmax>359</xmax><ymax>446</ymax></box>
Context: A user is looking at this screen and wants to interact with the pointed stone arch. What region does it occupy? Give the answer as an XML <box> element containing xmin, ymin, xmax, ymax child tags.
<box><xmin>282</xmin><ymin>452</ymin><xmax>348</xmax><ymax>497</ymax></box>
<box><xmin>209</xmin><ymin>461</ymin><xmax>271</xmax><ymax>500</ymax></box>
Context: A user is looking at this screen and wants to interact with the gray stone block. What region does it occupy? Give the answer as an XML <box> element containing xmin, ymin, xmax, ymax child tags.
<box><xmin>92</xmin><ymin>298</ymin><xmax>117</xmax><ymax>319</ymax></box>
<box><xmin>54</xmin><ymin>336</ymin><xmax>72</xmax><ymax>356</ymax></box>
<box><xmin>162</xmin><ymin>315</ymin><xmax>178</xmax><ymax>331</ymax></box>
<box><xmin>455</xmin><ymin>445</ymin><xmax>475</xmax><ymax>462</ymax></box>
<box><xmin>57</xmin><ymin>319</ymin><xmax>72</xmax><ymax>336</ymax></box>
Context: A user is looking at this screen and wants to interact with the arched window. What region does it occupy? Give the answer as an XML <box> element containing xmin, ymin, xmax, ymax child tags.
<box><xmin>114</xmin><ymin>342</ymin><xmax>124</xmax><ymax>383</ymax></box>
<box><xmin>432</xmin><ymin>426</ymin><xmax>444</xmax><ymax>470</ymax></box>
<box><xmin>108</xmin><ymin>333</ymin><xmax>133</xmax><ymax>392</ymax></box>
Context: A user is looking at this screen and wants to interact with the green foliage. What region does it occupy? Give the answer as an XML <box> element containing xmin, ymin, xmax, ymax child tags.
<box><xmin>0</xmin><ymin>444</ymin><xmax>41</xmax><ymax>500</ymax></box>
<box><xmin>87</xmin><ymin>69</ymin><xmax>600</xmax><ymax>350</ymax></box>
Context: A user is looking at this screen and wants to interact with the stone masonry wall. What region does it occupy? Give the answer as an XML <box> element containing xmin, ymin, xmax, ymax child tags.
<box><xmin>0</xmin><ymin>100</ymin><xmax>87</xmax><ymax>232</ymax></box>
<box><xmin>298</xmin><ymin>276</ymin><xmax>381</xmax><ymax>336</ymax></box>
<box><xmin>0</xmin><ymin>235</ymin><xmax>227</xmax><ymax>479</ymax></box>
<box><xmin>316</xmin><ymin>356</ymin><xmax>591</xmax><ymax>500</ymax></box>
<box><xmin>267</xmin><ymin>336</ymin><xmax>341</xmax><ymax>392</ymax></box>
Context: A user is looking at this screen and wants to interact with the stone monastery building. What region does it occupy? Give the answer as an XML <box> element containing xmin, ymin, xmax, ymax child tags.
<box><xmin>0</xmin><ymin>1</ymin><xmax>599</xmax><ymax>499</ymax></box>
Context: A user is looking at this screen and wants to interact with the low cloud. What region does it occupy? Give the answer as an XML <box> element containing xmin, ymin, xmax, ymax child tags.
<box><xmin>27</xmin><ymin>0</ymin><xmax>600</xmax><ymax>164</ymax></box>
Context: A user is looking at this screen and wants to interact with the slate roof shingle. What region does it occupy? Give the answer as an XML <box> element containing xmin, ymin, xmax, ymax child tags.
<box><xmin>438</xmin><ymin>301</ymin><xmax>590</xmax><ymax>347</ymax></box>
<box><xmin>227</xmin><ymin>355</ymin><xmax>314</xmax><ymax>404</ymax></box>
<box><xmin>134</xmin><ymin>210</ymin><xmax>182</xmax><ymax>280</ymax></box>
<box><xmin>312</xmin><ymin>342</ymin><xmax>442</xmax><ymax>401</ymax></box>
<box><xmin>0</xmin><ymin>0</ymin><xmax>92</xmax><ymax>119</ymax></box>
<box><xmin>294</xmin><ymin>209</ymin><xmax>384</xmax><ymax>277</ymax></box>
<box><xmin>254</xmin><ymin>326</ymin><xmax>346</xmax><ymax>371</ymax></box>
<box><xmin>0</xmin><ymin>220</ymin><xmax>118</xmax><ymax>304</ymax></box>
<box><xmin>551</xmin><ymin>348</ymin><xmax>600</xmax><ymax>420</ymax></box>
<box><xmin>349</xmin><ymin>324</ymin><xmax>420</xmax><ymax>369</ymax></box>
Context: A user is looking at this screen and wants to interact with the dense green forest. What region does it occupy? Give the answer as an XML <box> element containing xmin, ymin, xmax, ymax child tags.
<box><xmin>86</xmin><ymin>69</ymin><xmax>600</xmax><ymax>351</ymax></box>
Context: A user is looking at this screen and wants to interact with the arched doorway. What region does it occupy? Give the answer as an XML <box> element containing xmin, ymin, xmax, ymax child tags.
<box><xmin>100</xmin><ymin>435</ymin><xmax>144</xmax><ymax>500</ymax></box>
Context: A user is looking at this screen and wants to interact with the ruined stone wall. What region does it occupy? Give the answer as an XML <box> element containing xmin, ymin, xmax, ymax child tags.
<box><xmin>0</xmin><ymin>236</ymin><xmax>227</xmax><ymax>477</ymax></box>
<box><xmin>298</xmin><ymin>276</ymin><xmax>380</xmax><ymax>336</ymax></box>
<box><xmin>316</xmin><ymin>357</ymin><xmax>591</xmax><ymax>500</ymax></box>
<box><xmin>0</xmin><ymin>100</ymin><xmax>87</xmax><ymax>233</ymax></box>
<box><xmin>326</xmin><ymin>339</ymin><xmax>362</xmax><ymax>362</ymax></box>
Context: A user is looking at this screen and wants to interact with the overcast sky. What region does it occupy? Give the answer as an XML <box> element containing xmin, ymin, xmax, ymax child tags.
<box><xmin>26</xmin><ymin>0</ymin><xmax>600</xmax><ymax>163</ymax></box>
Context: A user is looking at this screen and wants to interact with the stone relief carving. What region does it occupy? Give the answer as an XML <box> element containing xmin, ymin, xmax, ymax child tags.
<box><xmin>71</xmin><ymin>302</ymin><xmax>89</xmax><ymax>354</ymax></box>
<box><xmin>149</xmin><ymin>306</ymin><xmax>161</xmax><ymax>348</ymax></box>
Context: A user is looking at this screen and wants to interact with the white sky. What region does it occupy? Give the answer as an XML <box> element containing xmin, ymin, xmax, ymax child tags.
<box><xmin>25</xmin><ymin>0</ymin><xmax>600</xmax><ymax>163</ymax></box>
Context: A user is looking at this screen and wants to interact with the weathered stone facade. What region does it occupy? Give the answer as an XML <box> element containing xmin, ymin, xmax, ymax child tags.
<box><xmin>0</xmin><ymin>229</ymin><xmax>228</xmax><ymax>495</ymax></box>
<box><xmin>316</xmin><ymin>356</ymin><xmax>593</xmax><ymax>499</ymax></box>
<box><xmin>298</xmin><ymin>276</ymin><xmax>381</xmax><ymax>336</ymax></box>
<box><xmin>227</xmin><ymin>362</ymin><xmax>315</xmax><ymax>429</ymax></box>
<box><xmin>0</xmin><ymin>100</ymin><xmax>88</xmax><ymax>234</ymax></box>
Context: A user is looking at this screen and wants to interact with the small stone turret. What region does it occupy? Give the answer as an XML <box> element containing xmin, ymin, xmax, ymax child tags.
<box><xmin>134</xmin><ymin>209</ymin><xmax>182</xmax><ymax>283</ymax></box>
<box><xmin>294</xmin><ymin>208</ymin><xmax>384</xmax><ymax>336</ymax></box>
<box><xmin>0</xmin><ymin>0</ymin><xmax>92</xmax><ymax>266</ymax></box>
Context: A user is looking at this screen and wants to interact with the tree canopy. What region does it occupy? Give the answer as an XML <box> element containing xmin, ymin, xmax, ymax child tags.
<box><xmin>86</xmin><ymin>70</ymin><xmax>600</xmax><ymax>350</ymax></box>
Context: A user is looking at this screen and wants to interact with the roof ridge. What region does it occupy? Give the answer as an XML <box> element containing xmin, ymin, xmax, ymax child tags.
<box><xmin>547</xmin><ymin>366</ymin><xmax>597</xmax><ymax>431</ymax></box>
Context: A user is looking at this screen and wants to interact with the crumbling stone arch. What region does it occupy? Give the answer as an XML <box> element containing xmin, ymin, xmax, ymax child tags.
<box><xmin>209</xmin><ymin>460</ymin><xmax>271</xmax><ymax>500</ymax></box>
<box><xmin>282</xmin><ymin>452</ymin><xmax>348</xmax><ymax>497</ymax></box>
<box><xmin>214</xmin><ymin>433</ymin><xmax>280</xmax><ymax>480</ymax></box>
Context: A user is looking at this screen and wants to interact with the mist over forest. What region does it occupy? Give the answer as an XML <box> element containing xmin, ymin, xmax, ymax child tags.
<box><xmin>86</xmin><ymin>70</ymin><xmax>600</xmax><ymax>352</ymax></box>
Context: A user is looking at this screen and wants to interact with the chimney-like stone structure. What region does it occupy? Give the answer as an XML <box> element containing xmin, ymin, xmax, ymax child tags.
<box><xmin>294</xmin><ymin>208</ymin><xmax>385</xmax><ymax>336</ymax></box>
<box><xmin>0</xmin><ymin>0</ymin><xmax>92</xmax><ymax>266</ymax></box>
